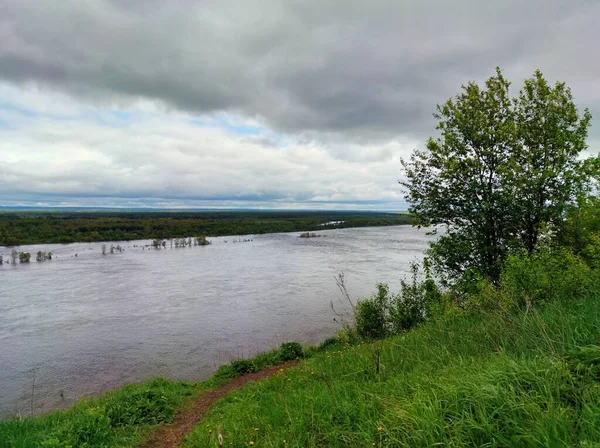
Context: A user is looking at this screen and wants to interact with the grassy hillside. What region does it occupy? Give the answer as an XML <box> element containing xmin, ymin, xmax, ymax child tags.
<box><xmin>185</xmin><ymin>296</ymin><xmax>600</xmax><ymax>447</ymax></box>
<box><xmin>0</xmin><ymin>379</ymin><xmax>199</xmax><ymax>448</ymax></box>
<box><xmin>0</xmin><ymin>343</ymin><xmax>310</xmax><ymax>448</ymax></box>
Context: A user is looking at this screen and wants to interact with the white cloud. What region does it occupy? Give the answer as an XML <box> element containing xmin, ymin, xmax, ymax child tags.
<box><xmin>0</xmin><ymin>84</ymin><xmax>414</xmax><ymax>208</ymax></box>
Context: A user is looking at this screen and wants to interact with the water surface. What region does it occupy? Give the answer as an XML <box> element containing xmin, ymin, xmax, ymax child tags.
<box><xmin>0</xmin><ymin>225</ymin><xmax>431</xmax><ymax>417</ymax></box>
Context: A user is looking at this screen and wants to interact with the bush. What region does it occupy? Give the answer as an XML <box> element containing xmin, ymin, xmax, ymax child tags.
<box><xmin>580</xmin><ymin>234</ymin><xmax>600</xmax><ymax>269</ymax></box>
<box><xmin>355</xmin><ymin>283</ymin><xmax>391</xmax><ymax>340</ymax></box>
<box><xmin>389</xmin><ymin>263</ymin><xmax>439</xmax><ymax>332</ymax></box>
<box><xmin>229</xmin><ymin>359</ymin><xmax>258</xmax><ymax>375</ymax></box>
<box><xmin>214</xmin><ymin>342</ymin><xmax>308</xmax><ymax>380</ymax></box>
<box><xmin>352</xmin><ymin>264</ymin><xmax>442</xmax><ymax>341</ymax></box>
<box><xmin>279</xmin><ymin>342</ymin><xmax>304</xmax><ymax>361</ymax></box>
<box><xmin>501</xmin><ymin>246</ymin><xmax>599</xmax><ymax>309</ymax></box>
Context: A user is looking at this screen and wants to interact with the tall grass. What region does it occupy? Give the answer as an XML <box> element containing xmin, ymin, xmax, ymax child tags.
<box><xmin>0</xmin><ymin>379</ymin><xmax>198</xmax><ymax>448</ymax></box>
<box><xmin>184</xmin><ymin>296</ymin><xmax>600</xmax><ymax>447</ymax></box>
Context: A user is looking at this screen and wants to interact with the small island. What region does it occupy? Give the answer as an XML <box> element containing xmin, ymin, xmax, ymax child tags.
<box><xmin>298</xmin><ymin>232</ymin><xmax>323</xmax><ymax>238</ymax></box>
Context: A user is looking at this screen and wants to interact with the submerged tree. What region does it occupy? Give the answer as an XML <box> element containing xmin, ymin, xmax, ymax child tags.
<box><xmin>195</xmin><ymin>236</ymin><xmax>211</xmax><ymax>246</ymax></box>
<box><xmin>401</xmin><ymin>68</ymin><xmax>595</xmax><ymax>285</ymax></box>
<box><xmin>36</xmin><ymin>251</ymin><xmax>52</xmax><ymax>261</ymax></box>
<box><xmin>19</xmin><ymin>252</ymin><xmax>31</xmax><ymax>263</ymax></box>
<box><xmin>11</xmin><ymin>249</ymin><xmax>18</xmax><ymax>264</ymax></box>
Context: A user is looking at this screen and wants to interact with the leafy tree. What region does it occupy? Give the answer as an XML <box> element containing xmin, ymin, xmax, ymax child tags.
<box><xmin>509</xmin><ymin>71</ymin><xmax>593</xmax><ymax>252</ymax></box>
<box><xmin>401</xmin><ymin>68</ymin><xmax>594</xmax><ymax>284</ymax></box>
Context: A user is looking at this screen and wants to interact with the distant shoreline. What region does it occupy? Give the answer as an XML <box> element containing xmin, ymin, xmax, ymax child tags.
<box><xmin>0</xmin><ymin>210</ymin><xmax>412</xmax><ymax>246</ymax></box>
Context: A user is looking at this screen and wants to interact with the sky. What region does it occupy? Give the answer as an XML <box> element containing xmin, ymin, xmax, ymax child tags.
<box><xmin>0</xmin><ymin>0</ymin><xmax>599</xmax><ymax>210</ymax></box>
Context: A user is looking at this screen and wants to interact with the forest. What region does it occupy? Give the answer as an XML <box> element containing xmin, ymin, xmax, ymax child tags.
<box><xmin>0</xmin><ymin>210</ymin><xmax>411</xmax><ymax>246</ymax></box>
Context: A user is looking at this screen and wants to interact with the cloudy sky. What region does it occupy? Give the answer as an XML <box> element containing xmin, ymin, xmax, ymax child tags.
<box><xmin>1</xmin><ymin>0</ymin><xmax>599</xmax><ymax>209</ymax></box>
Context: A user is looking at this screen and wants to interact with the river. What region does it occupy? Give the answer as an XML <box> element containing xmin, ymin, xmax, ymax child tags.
<box><xmin>0</xmin><ymin>225</ymin><xmax>432</xmax><ymax>418</ymax></box>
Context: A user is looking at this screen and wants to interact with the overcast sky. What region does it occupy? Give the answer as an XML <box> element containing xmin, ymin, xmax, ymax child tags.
<box><xmin>1</xmin><ymin>0</ymin><xmax>599</xmax><ymax>209</ymax></box>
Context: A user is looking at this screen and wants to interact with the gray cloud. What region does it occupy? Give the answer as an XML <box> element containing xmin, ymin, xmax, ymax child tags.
<box><xmin>1</xmin><ymin>1</ymin><xmax>599</xmax><ymax>208</ymax></box>
<box><xmin>2</xmin><ymin>0</ymin><xmax>599</xmax><ymax>142</ymax></box>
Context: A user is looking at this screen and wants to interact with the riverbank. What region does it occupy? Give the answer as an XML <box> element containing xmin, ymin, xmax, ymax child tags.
<box><xmin>0</xmin><ymin>210</ymin><xmax>411</xmax><ymax>246</ymax></box>
<box><xmin>183</xmin><ymin>295</ymin><xmax>600</xmax><ymax>447</ymax></box>
<box><xmin>0</xmin><ymin>342</ymin><xmax>328</xmax><ymax>447</ymax></box>
<box><xmin>2</xmin><ymin>295</ymin><xmax>599</xmax><ymax>447</ymax></box>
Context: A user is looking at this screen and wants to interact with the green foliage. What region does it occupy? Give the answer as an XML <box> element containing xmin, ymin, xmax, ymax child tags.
<box><xmin>558</xmin><ymin>196</ymin><xmax>600</xmax><ymax>267</ymax></box>
<box><xmin>352</xmin><ymin>265</ymin><xmax>444</xmax><ymax>341</ymax></box>
<box><xmin>195</xmin><ymin>235</ymin><xmax>210</xmax><ymax>246</ymax></box>
<box><xmin>390</xmin><ymin>263</ymin><xmax>441</xmax><ymax>332</ymax></box>
<box><xmin>185</xmin><ymin>296</ymin><xmax>600</xmax><ymax>447</ymax></box>
<box><xmin>279</xmin><ymin>342</ymin><xmax>304</xmax><ymax>361</ymax></box>
<box><xmin>213</xmin><ymin>342</ymin><xmax>308</xmax><ymax>381</ymax></box>
<box><xmin>229</xmin><ymin>360</ymin><xmax>259</xmax><ymax>375</ymax></box>
<box><xmin>0</xmin><ymin>379</ymin><xmax>196</xmax><ymax>448</ymax></box>
<box><xmin>36</xmin><ymin>251</ymin><xmax>53</xmax><ymax>261</ymax></box>
<box><xmin>18</xmin><ymin>252</ymin><xmax>31</xmax><ymax>263</ymax></box>
<box><xmin>401</xmin><ymin>68</ymin><xmax>594</xmax><ymax>284</ymax></box>
<box><xmin>0</xmin><ymin>211</ymin><xmax>411</xmax><ymax>246</ymax></box>
<box><xmin>355</xmin><ymin>283</ymin><xmax>391</xmax><ymax>340</ymax></box>
<box><xmin>500</xmin><ymin>246</ymin><xmax>599</xmax><ymax>309</ymax></box>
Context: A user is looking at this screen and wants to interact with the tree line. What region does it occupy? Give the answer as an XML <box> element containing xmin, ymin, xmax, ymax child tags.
<box><xmin>0</xmin><ymin>211</ymin><xmax>411</xmax><ymax>246</ymax></box>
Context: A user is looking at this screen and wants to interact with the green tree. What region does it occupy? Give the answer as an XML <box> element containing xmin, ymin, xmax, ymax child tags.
<box><xmin>509</xmin><ymin>71</ymin><xmax>593</xmax><ymax>252</ymax></box>
<box><xmin>401</xmin><ymin>68</ymin><xmax>594</xmax><ymax>284</ymax></box>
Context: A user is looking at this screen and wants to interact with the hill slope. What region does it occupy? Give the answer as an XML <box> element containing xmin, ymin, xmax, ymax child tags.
<box><xmin>185</xmin><ymin>296</ymin><xmax>600</xmax><ymax>447</ymax></box>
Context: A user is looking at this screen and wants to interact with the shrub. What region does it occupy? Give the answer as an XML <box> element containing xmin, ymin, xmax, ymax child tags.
<box><xmin>279</xmin><ymin>342</ymin><xmax>304</xmax><ymax>361</ymax></box>
<box><xmin>318</xmin><ymin>336</ymin><xmax>343</xmax><ymax>351</ymax></box>
<box><xmin>214</xmin><ymin>359</ymin><xmax>259</xmax><ymax>380</ymax></box>
<box><xmin>580</xmin><ymin>234</ymin><xmax>600</xmax><ymax>269</ymax></box>
<box><xmin>229</xmin><ymin>359</ymin><xmax>258</xmax><ymax>375</ymax></box>
<box><xmin>355</xmin><ymin>283</ymin><xmax>391</xmax><ymax>340</ymax></box>
<box><xmin>501</xmin><ymin>246</ymin><xmax>598</xmax><ymax>309</ymax></box>
<box><xmin>389</xmin><ymin>263</ymin><xmax>436</xmax><ymax>332</ymax></box>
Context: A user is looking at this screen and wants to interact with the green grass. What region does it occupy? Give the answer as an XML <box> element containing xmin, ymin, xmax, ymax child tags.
<box><xmin>0</xmin><ymin>378</ymin><xmax>200</xmax><ymax>448</ymax></box>
<box><xmin>0</xmin><ymin>342</ymin><xmax>310</xmax><ymax>448</ymax></box>
<box><xmin>184</xmin><ymin>297</ymin><xmax>600</xmax><ymax>447</ymax></box>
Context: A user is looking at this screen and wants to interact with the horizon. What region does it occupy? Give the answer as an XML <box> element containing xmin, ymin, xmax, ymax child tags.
<box><xmin>0</xmin><ymin>205</ymin><xmax>407</xmax><ymax>213</ymax></box>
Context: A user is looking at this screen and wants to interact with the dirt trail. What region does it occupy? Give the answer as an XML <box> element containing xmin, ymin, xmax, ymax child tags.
<box><xmin>140</xmin><ymin>360</ymin><xmax>299</xmax><ymax>448</ymax></box>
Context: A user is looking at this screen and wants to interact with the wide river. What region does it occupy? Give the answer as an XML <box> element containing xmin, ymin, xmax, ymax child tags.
<box><xmin>0</xmin><ymin>225</ymin><xmax>431</xmax><ymax>418</ymax></box>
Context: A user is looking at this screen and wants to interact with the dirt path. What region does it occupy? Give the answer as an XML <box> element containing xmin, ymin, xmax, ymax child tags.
<box><xmin>140</xmin><ymin>361</ymin><xmax>299</xmax><ymax>448</ymax></box>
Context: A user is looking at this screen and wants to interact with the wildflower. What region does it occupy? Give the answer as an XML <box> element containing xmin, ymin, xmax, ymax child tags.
<box><xmin>254</xmin><ymin>428</ymin><xmax>259</xmax><ymax>432</ymax></box>
<box><xmin>249</xmin><ymin>442</ymin><xmax>255</xmax><ymax>446</ymax></box>
<box><xmin>311</xmin><ymin>371</ymin><xmax>315</xmax><ymax>375</ymax></box>
<box><xmin>378</xmin><ymin>424</ymin><xmax>384</xmax><ymax>432</ymax></box>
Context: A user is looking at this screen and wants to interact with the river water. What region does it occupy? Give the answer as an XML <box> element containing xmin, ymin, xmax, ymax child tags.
<box><xmin>0</xmin><ymin>225</ymin><xmax>432</xmax><ymax>418</ymax></box>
